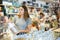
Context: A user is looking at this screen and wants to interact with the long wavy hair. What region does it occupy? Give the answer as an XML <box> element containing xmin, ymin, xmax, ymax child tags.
<box><xmin>22</xmin><ymin>6</ymin><xmax>30</xmax><ymax>21</ymax></box>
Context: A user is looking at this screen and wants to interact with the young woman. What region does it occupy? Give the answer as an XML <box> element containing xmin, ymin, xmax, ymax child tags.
<box><xmin>13</xmin><ymin>6</ymin><xmax>32</xmax><ymax>34</ymax></box>
<box><xmin>0</xmin><ymin>6</ymin><xmax>8</xmax><ymax>40</ymax></box>
<box><xmin>29</xmin><ymin>7</ymin><xmax>38</xmax><ymax>21</ymax></box>
<box><xmin>25</xmin><ymin>21</ymin><xmax>39</xmax><ymax>40</ymax></box>
<box><xmin>28</xmin><ymin>21</ymin><xmax>39</xmax><ymax>33</ymax></box>
<box><xmin>38</xmin><ymin>12</ymin><xmax>46</xmax><ymax>31</ymax></box>
<box><xmin>7</xmin><ymin>6</ymin><xmax>32</xmax><ymax>40</ymax></box>
<box><xmin>37</xmin><ymin>12</ymin><xmax>46</xmax><ymax>23</ymax></box>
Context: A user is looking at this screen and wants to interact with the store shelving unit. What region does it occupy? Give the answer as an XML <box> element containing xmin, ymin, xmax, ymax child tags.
<box><xmin>2</xmin><ymin>1</ymin><xmax>19</xmax><ymax>17</ymax></box>
<box><xmin>49</xmin><ymin>0</ymin><xmax>60</xmax><ymax>15</ymax></box>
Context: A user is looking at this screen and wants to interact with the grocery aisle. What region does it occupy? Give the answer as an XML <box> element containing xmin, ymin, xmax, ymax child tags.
<box><xmin>0</xmin><ymin>0</ymin><xmax>60</xmax><ymax>40</ymax></box>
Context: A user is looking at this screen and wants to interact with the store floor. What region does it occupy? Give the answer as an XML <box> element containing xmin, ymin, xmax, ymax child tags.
<box><xmin>56</xmin><ymin>37</ymin><xmax>60</xmax><ymax>40</ymax></box>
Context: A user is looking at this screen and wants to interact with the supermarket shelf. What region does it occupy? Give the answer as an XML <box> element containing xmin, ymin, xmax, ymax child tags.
<box><xmin>7</xmin><ymin>13</ymin><xmax>17</xmax><ymax>15</ymax></box>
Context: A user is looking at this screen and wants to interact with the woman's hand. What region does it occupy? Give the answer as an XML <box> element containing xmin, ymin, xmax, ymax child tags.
<box><xmin>18</xmin><ymin>30</ymin><xmax>29</xmax><ymax>33</ymax></box>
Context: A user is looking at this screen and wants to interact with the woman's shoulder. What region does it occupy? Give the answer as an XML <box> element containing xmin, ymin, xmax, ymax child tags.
<box><xmin>26</xmin><ymin>18</ymin><xmax>32</xmax><ymax>22</ymax></box>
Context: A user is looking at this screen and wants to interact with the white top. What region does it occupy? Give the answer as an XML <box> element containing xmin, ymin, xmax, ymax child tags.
<box><xmin>8</xmin><ymin>22</ymin><xmax>18</xmax><ymax>33</ymax></box>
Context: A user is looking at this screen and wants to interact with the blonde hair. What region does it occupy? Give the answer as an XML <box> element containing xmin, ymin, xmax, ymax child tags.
<box><xmin>32</xmin><ymin>21</ymin><xmax>39</xmax><ymax>30</ymax></box>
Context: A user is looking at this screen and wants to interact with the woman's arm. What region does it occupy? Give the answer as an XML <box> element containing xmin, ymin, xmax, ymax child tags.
<box><xmin>18</xmin><ymin>24</ymin><xmax>32</xmax><ymax>33</ymax></box>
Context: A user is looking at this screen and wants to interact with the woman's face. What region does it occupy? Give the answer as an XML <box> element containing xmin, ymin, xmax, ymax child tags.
<box><xmin>0</xmin><ymin>12</ymin><xmax>4</xmax><ymax>16</ymax></box>
<box><xmin>19</xmin><ymin>7</ymin><xmax>24</xmax><ymax>15</ymax></box>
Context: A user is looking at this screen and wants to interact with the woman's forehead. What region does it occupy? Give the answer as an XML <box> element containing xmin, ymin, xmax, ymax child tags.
<box><xmin>19</xmin><ymin>7</ymin><xmax>24</xmax><ymax>9</ymax></box>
